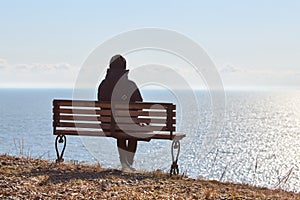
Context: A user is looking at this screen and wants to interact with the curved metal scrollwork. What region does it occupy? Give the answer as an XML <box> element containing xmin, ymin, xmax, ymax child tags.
<box><xmin>55</xmin><ymin>135</ymin><xmax>66</xmax><ymax>163</ymax></box>
<box><xmin>170</xmin><ymin>140</ymin><xmax>180</xmax><ymax>175</ymax></box>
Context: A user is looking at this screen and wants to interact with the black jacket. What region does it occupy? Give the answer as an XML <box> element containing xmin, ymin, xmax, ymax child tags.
<box><xmin>98</xmin><ymin>69</ymin><xmax>142</xmax><ymax>102</ymax></box>
<box><xmin>98</xmin><ymin>69</ymin><xmax>143</xmax><ymax>133</ymax></box>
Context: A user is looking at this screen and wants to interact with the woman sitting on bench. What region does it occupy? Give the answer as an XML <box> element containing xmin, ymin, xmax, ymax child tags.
<box><xmin>98</xmin><ymin>54</ymin><xmax>143</xmax><ymax>172</ymax></box>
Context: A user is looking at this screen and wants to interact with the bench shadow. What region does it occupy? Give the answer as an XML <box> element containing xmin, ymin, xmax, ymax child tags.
<box><xmin>20</xmin><ymin>163</ymin><xmax>165</xmax><ymax>185</ymax></box>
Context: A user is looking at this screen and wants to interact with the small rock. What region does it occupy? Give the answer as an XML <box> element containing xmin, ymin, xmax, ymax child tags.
<box><xmin>154</xmin><ymin>186</ymin><xmax>160</xmax><ymax>190</ymax></box>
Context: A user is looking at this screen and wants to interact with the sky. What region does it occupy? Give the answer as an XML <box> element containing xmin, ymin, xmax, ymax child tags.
<box><xmin>0</xmin><ymin>0</ymin><xmax>299</xmax><ymax>90</ymax></box>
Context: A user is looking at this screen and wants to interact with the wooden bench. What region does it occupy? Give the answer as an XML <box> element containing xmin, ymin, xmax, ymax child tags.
<box><xmin>53</xmin><ymin>100</ymin><xmax>185</xmax><ymax>172</ymax></box>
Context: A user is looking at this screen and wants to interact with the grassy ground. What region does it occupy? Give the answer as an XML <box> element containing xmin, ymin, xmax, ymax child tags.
<box><xmin>0</xmin><ymin>154</ymin><xmax>299</xmax><ymax>200</ymax></box>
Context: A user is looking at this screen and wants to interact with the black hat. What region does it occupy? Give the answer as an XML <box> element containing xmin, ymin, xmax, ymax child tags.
<box><xmin>109</xmin><ymin>54</ymin><xmax>126</xmax><ymax>70</ymax></box>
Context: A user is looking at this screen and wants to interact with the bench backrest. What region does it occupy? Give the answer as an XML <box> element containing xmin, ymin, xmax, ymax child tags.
<box><xmin>53</xmin><ymin>100</ymin><xmax>176</xmax><ymax>140</ymax></box>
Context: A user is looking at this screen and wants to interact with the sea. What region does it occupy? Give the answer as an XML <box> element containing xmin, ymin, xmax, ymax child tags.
<box><xmin>0</xmin><ymin>88</ymin><xmax>299</xmax><ymax>193</ymax></box>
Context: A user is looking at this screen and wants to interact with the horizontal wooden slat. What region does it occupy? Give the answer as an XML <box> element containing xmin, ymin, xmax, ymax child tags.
<box><xmin>58</xmin><ymin>122</ymin><xmax>101</xmax><ymax>129</ymax></box>
<box><xmin>151</xmin><ymin>133</ymin><xmax>185</xmax><ymax>140</ymax></box>
<box><xmin>56</xmin><ymin>109</ymin><xmax>174</xmax><ymax>118</ymax></box>
<box><xmin>54</xmin><ymin>100</ymin><xmax>111</xmax><ymax>108</ymax></box>
<box><xmin>98</xmin><ymin>110</ymin><xmax>175</xmax><ymax>118</ymax></box>
<box><xmin>114</xmin><ymin>110</ymin><xmax>169</xmax><ymax>117</ymax></box>
<box><xmin>55</xmin><ymin>121</ymin><xmax>175</xmax><ymax>132</ymax></box>
<box><xmin>116</xmin><ymin>132</ymin><xmax>185</xmax><ymax>140</ymax></box>
<box><xmin>99</xmin><ymin>116</ymin><xmax>175</xmax><ymax>124</ymax></box>
<box><xmin>58</xmin><ymin>108</ymin><xmax>99</xmax><ymax>115</ymax></box>
<box><xmin>54</xmin><ymin>129</ymin><xmax>185</xmax><ymax>140</ymax></box>
<box><xmin>54</xmin><ymin>119</ymin><xmax>175</xmax><ymax>131</ymax></box>
<box><xmin>56</xmin><ymin>116</ymin><xmax>175</xmax><ymax>126</ymax></box>
<box><xmin>60</xmin><ymin>115</ymin><xmax>99</xmax><ymax>121</ymax></box>
<box><xmin>97</xmin><ymin>110</ymin><xmax>111</xmax><ymax>116</ymax></box>
<box><xmin>100</xmin><ymin>124</ymin><xmax>175</xmax><ymax>132</ymax></box>
<box><xmin>55</xmin><ymin>129</ymin><xmax>109</xmax><ymax>137</ymax></box>
<box><xmin>114</xmin><ymin>103</ymin><xmax>175</xmax><ymax>110</ymax></box>
<box><xmin>54</xmin><ymin>100</ymin><xmax>175</xmax><ymax>109</ymax></box>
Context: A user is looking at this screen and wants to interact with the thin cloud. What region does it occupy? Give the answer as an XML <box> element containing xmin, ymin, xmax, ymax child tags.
<box><xmin>0</xmin><ymin>58</ymin><xmax>8</xmax><ymax>69</ymax></box>
<box><xmin>53</xmin><ymin>63</ymin><xmax>72</xmax><ymax>70</ymax></box>
<box><xmin>0</xmin><ymin>58</ymin><xmax>80</xmax><ymax>88</ymax></box>
<box><xmin>219</xmin><ymin>64</ymin><xmax>244</xmax><ymax>74</ymax></box>
<box><xmin>219</xmin><ymin>64</ymin><xmax>300</xmax><ymax>89</ymax></box>
<box><xmin>12</xmin><ymin>62</ymin><xmax>77</xmax><ymax>72</ymax></box>
<box><xmin>14</xmin><ymin>64</ymin><xmax>30</xmax><ymax>70</ymax></box>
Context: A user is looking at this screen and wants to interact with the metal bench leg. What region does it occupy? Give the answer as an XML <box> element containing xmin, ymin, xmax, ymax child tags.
<box><xmin>170</xmin><ymin>140</ymin><xmax>180</xmax><ymax>175</ymax></box>
<box><xmin>55</xmin><ymin>135</ymin><xmax>66</xmax><ymax>163</ymax></box>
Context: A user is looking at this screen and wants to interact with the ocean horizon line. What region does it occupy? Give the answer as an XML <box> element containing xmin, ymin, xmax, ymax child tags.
<box><xmin>0</xmin><ymin>87</ymin><xmax>299</xmax><ymax>92</ymax></box>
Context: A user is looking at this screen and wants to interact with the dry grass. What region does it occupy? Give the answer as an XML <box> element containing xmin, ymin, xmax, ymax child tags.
<box><xmin>0</xmin><ymin>154</ymin><xmax>299</xmax><ymax>199</ymax></box>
